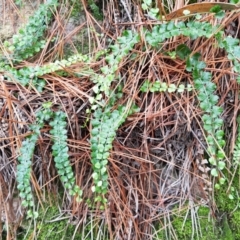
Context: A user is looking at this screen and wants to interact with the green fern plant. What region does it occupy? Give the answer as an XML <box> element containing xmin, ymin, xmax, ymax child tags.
<box><xmin>17</xmin><ymin>106</ymin><xmax>53</xmax><ymax>218</ymax></box>
<box><xmin>17</xmin><ymin>104</ymin><xmax>82</xmax><ymax>218</ymax></box>
<box><xmin>0</xmin><ymin>0</ymin><xmax>59</xmax><ymax>92</ymax></box>
<box><xmin>143</xmin><ymin>21</ymin><xmax>230</xmax><ymax>185</ymax></box>
<box><xmin>3</xmin><ymin>0</ymin><xmax>58</xmax><ymax>63</ymax></box>
<box><xmin>88</xmin><ymin>31</ymin><xmax>140</xmax><ymax>206</ymax></box>
<box><xmin>145</xmin><ymin>21</ymin><xmax>218</xmax><ymax>47</ymax></box>
<box><xmin>50</xmin><ymin>111</ymin><xmax>82</xmax><ymax>201</ymax></box>
<box><xmin>90</xmin><ymin>30</ymin><xmax>139</xmax><ymax>100</ymax></box>
<box><xmin>2</xmin><ymin>53</ymin><xmax>90</xmax><ymax>92</ymax></box>
<box><xmin>217</xmin><ymin>35</ymin><xmax>240</xmax><ymax>83</ymax></box>
<box><xmin>186</xmin><ymin>53</ymin><xmax>226</xmax><ymax>183</ymax></box>
<box><xmin>141</xmin><ymin>0</ymin><xmax>160</xmax><ymax>20</ymax></box>
<box><xmin>140</xmin><ymin>79</ymin><xmax>193</xmax><ymax>93</ymax></box>
<box><xmin>90</xmin><ymin>95</ymin><xmax>139</xmax><ymax>207</ymax></box>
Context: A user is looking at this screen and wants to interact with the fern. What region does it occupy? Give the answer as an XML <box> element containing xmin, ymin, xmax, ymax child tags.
<box><xmin>88</xmin><ymin>31</ymin><xmax>140</xmax><ymax>206</ymax></box>
<box><xmin>90</xmin><ymin>30</ymin><xmax>140</xmax><ymax>98</ymax></box>
<box><xmin>144</xmin><ymin>21</ymin><xmax>229</xmax><ymax>183</ymax></box>
<box><xmin>50</xmin><ymin>111</ymin><xmax>82</xmax><ymax>201</ymax></box>
<box><xmin>17</xmin><ymin>107</ymin><xmax>53</xmax><ymax>218</ymax></box>
<box><xmin>186</xmin><ymin>53</ymin><xmax>226</xmax><ymax>180</ymax></box>
<box><xmin>140</xmin><ymin>80</ymin><xmax>193</xmax><ymax>93</ymax></box>
<box><xmin>90</xmin><ymin>102</ymin><xmax>139</xmax><ymax>207</ymax></box>
<box><xmin>3</xmin><ymin>0</ymin><xmax>58</xmax><ymax>62</ymax></box>
<box><xmin>2</xmin><ymin>53</ymin><xmax>90</xmax><ymax>92</ymax></box>
<box><xmin>217</xmin><ymin>34</ymin><xmax>240</xmax><ymax>83</ymax></box>
<box><xmin>145</xmin><ymin>21</ymin><xmax>217</xmax><ymax>47</ymax></box>
<box><xmin>17</xmin><ymin>105</ymin><xmax>82</xmax><ymax>218</ymax></box>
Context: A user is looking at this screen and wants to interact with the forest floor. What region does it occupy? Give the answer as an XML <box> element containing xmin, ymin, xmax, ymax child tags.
<box><xmin>0</xmin><ymin>0</ymin><xmax>240</xmax><ymax>239</ymax></box>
